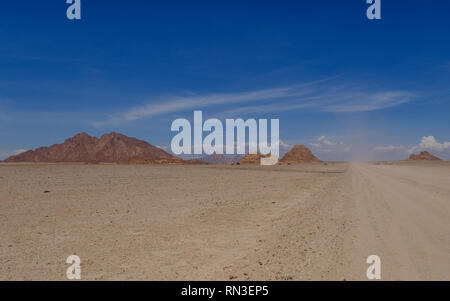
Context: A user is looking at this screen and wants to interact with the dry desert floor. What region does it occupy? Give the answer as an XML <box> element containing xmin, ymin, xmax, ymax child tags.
<box><xmin>0</xmin><ymin>162</ymin><xmax>449</xmax><ymax>280</ymax></box>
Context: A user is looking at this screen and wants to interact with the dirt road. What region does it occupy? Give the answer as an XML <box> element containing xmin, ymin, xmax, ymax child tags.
<box><xmin>344</xmin><ymin>163</ymin><xmax>450</xmax><ymax>280</ymax></box>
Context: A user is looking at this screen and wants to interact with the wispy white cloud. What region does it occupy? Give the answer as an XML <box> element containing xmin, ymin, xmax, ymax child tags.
<box><xmin>0</xmin><ymin>149</ymin><xmax>27</xmax><ymax>160</ymax></box>
<box><xmin>408</xmin><ymin>136</ymin><xmax>450</xmax><ymax>154</ymax></box>
<box><xmin>321</xmin><ymin>91</ymin><xmax>415</xmax><ymax>113</ymax></box>
<box><xmin>373</xmin><ymin>136</ymin><xmax>450</xmax><ymax>160</ymax></box>
<box><xmin>308</xmin><ymin>136</ymin><xmax>352</xmax><ymax>161</ymax></box>
<box><xmin>223</xmin><ymin>90</ymin><xmax>416</xmax><ymax>116</ymax></box>
<box><xmin>307</xmin><ymin>135</ymin><xmax>450</xmax><ymax>161</ymax></box>
<box><xmin>155</xmin><ymin>145</ymin><xmax>169</xmax><ymax>151</ymax></box>
<box><xmin>93</xmin><ymin>77</ymin><xmax>418</xmax><ymax>127</ymax></box>
<box><xmin>313</xmin><ymin>136</ymin><xmax>339</xmax><ymax>147</ymax></box>
<box><xmin>93</xmin><ymin>79</ymin><xmax>327</xmax><ymax>127</ymax></box>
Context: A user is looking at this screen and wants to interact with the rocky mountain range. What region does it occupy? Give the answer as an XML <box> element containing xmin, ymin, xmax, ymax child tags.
<box><xmin>4</xmin><ymin>132</ymin><xmax>182</xmax><ymax>164</ymax></box>
<box><xmin>3</xmin><ymin>133</ymin><xmax>326</xmax><ymax>165</ymax></box>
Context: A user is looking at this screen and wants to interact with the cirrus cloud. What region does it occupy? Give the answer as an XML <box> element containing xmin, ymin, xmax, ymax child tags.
<box><xmin>93</xmin><ymin>76</ymin><xmax>418</xmax><ymax>127</ymax></box>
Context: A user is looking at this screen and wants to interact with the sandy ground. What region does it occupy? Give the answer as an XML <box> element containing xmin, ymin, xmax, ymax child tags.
<box><xmin>0</xmin><ymin>162</ymin><xmax>449</xmax><ymax>280</ymax></box>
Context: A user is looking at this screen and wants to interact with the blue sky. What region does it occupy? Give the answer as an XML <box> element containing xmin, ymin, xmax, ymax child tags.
<box><xmin>1</xmin><ymin>0</ymin><xmax>449</xmax><ymax>160</ymax></box>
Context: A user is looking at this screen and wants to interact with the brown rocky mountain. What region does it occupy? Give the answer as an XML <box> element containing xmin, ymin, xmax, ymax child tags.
<box><xmin>280</xmin><ymin>145</ymin><xmax>322</xmax><ymax>163</ymax></box>
<box><xmin>4</xmin><ymin>132</ymin><xmax>182</xmax><ymax>164</ymax></box>
<box><xmin>239</xmin><ymin>153</ymin><xmax>267</xmax><ymax>164</ymax></box>
<box><xmin>407</xmin><ymin>151</ymin><xmax>441</xmax><ymax>161</ymax></box>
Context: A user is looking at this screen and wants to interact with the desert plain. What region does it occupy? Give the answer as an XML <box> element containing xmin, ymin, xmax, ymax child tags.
<box><xmin>0</xmin><ymin>161</ymin><xmax>449</xmax><ymax>280</ymax></box>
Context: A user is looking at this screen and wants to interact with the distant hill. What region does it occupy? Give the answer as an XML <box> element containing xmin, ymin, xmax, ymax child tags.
<box><xmin>182</xmin><ymin>159</ymin><xmax>209</xmax><ymax>165</ymax></box>
<box><xmin>280</xmin><ymin>145</ymin><xmax>322</xmax><ymax>163</ymax></box>
<box><xmin>199</xmin><ymin>153</ymin><xmax>238</xmax><ymax>164</ymax></box>
<box><xmin>4</xmin><ymin>132</ymin><xmax>182</xmax><ymax>164</ymax></box>
<box><xmin>235</xmin><ymin>145</ymin><xmax>322</xmax><ymax>164</ymax></box>
<box><xmin>407</xmin><ymin>151</ymin><xmax>441</xmax><ymax>161</ymax></box>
